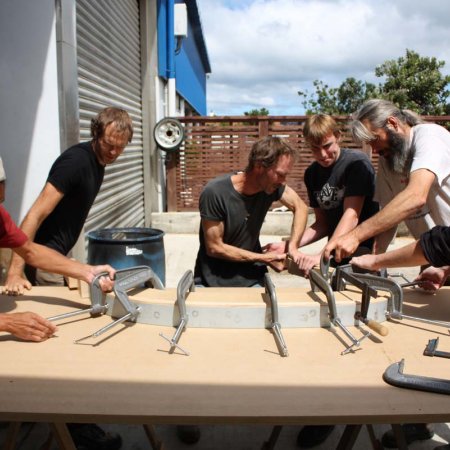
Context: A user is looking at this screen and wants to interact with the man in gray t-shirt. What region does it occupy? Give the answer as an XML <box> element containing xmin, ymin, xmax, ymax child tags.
<box><xmin>194</xmin><ymin>136</ymin><xmax>308</xmax><ymax>287</ymax></box>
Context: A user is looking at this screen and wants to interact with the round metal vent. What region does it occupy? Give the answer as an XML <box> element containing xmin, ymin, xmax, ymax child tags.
<box><xmin>153</xmin><ymin>117</ymin><xmax>185</xmax><ymax>151</ymax></box>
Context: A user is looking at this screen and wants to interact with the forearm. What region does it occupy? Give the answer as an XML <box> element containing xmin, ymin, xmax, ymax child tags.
<box><xmin>353</xmin><ymin>189</ymin><xmax>426</xmax><ymax>245</ymax></box>
<box><xmin>373</xmin><ymin>227</ymin><xmax>398</xmax><ymax>254</ymax></box>
<box><xmin>330</xmin><ymin>209</ymin><xmax>359</xmax><ymax>241</ymax></box>
<box><xmin>7</xmin><ymin>251</ymin><xmax>26</xmax><ymax>277</ymax></box>
<box><xmin>15</xmin><ymin>242</ymin><xmax>94</xmax><ymax>283</ymax></box>
<box><xmin>279</xmin><ymin>187</ymin><xmax>308</xmax><ymax>255</ymax></box>
<box><xmin>299</xmin><ymin>225</ymin><xmax>327</xmax><ymax>247</ymax></box>
<box><xmin>7</xmin><ymin>207</ymin><xmax>47</xmax><ymax>277</ymax></box>
<box><xmin>206</xmin><ymin>241</ymin><xmax>273</xmax><ymax>264</ymax></box>
<box><xmin>365</xmin><ymin>240</ymin><xmax>427</xmax><ymax>270</ymax></box>
<box><xmin>287</xmin><ymin>204</ymin><xmax>308</xmax><ymax>255</ymax></box>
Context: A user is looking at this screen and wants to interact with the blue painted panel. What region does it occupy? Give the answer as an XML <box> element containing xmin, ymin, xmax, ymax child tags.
<box><xmin>157</xmin><ymin>0</ymin><xmax>210</xmax><ymax>115</ymax></box>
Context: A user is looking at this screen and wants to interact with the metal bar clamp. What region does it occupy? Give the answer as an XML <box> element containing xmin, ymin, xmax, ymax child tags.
<box><xmin>264</xmin><ymin>273</ymin><xmax>288</xmax><ymax>357</ymax></box>
<box><xmin>309</xmin><ymin>268</ymin><xmax>370</xmax><ymax>355</ymax></box>
<box><xmin>159</xmin><ymin>270</ymin><xmax>195</xmax><ymax>355</ymax></box>
<box><xmin>74</xmin><ymin>266</ymin><xmax>163</xmax><ymax>343</ymax></box>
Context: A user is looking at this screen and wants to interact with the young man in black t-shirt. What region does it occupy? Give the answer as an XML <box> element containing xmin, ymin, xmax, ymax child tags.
<box><xmin>294</xmin><ymin>114</ymin><xmax>378</xmax><ymax>278</ymax></box>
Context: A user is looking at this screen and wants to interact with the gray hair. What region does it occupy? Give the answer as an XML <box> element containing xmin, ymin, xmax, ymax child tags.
<box><xmin>351</xmin><ymin>99</ymin><xmax>425</xmax><ymax>143</ymax></box>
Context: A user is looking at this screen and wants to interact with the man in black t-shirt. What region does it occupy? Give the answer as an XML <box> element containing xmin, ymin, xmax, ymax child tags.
<box><xmin>194</xmin><ymin>136</ymin><xmax>308</xmax><ymax>287</ymax></box>
<box><xmin>293</xmin><ymin>114</ymin><xmax>378</xmax><ymax>277</ymax></box>
<box><xmin>5</xmin><ymin>107</ymin><xmax>132</xmax><ymax>292</ymax></box>
<box><xmin>3</xmin><ymin>106</ymin><xmax>132</xmax><ymax>450</ymax></box>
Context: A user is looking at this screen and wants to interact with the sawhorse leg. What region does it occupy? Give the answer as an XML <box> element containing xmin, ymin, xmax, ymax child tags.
<box><xmin>143</xmin><ymin>424</ymin><xmax>164</xmax><ymax>450</ymax></box>
<box><xmin>2</xmin><ymin>422</ymin><xmax>21</xmax><ymax>450</ymax></box>
<box><xmin>261</xmin><ymin>425</ymin><xmax>283</xmax><ymax>450</ymax></box>
<box><xmin>391</xmin><ymin>424</ymin><xmax>408</xmax><ymax>450</ymax></box>
<box><xmin>336</xmin><ymin>424</ymin><xmax>382</xmax><ymax>450</ymax></box>
<box><xmin>336</xmin><ymin>424</ymin><xmax>362</xmax><ymax>450</ymax></box>
<box><xmin>50</xmin><ymin>423</ymin><xmax>76</xmax><ymax>450</ymax></box>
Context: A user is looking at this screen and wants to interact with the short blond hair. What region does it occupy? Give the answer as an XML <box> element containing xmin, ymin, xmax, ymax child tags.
<box><xmin>303</xmin><ymin>114</ymin><xmax>340</xmax><ymax>147</ymax></box>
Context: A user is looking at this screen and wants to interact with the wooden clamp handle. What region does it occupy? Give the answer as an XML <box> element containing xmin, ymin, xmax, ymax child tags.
<box><xmin>365</xmin><ymin>319</ymin><xmax>389</xmax><ymax>336</ymax></box>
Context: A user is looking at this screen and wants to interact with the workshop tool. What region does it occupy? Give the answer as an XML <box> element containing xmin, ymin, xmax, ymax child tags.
<box><xmin>346</xmin><ymin>269</ymin><xmax>450</xmax><ymax>330</ymax></box>
<box><xmin>48</xmin><ymin>265</ymin><xmax>164</xmax><ymax>324</ymax></box>
<box><xmin>159</xmin><ymin>270</ymin><xmax>195</xmax><ymax>355</ymax></box>
<box><xmin>383</xmin><ymin>359</ymin><xmax>450</xmax><ymax>395</ymax></box>
<box><xmin>334</xmin><ymin>264</ymin><xmax>389</xmax><ymax>337</ymax></box>
<box><xmin>308</xmin><ymin>268</ymin><xmax>371</xmax><ymax>355</ymax></box>
<box><xmin>264</xmin><ymin>273</ymin><xmax>289</xmax><ymax>357</ymax></box>
<box><xmin>424</xmin><ymin>337</ymin><xmax>450</xmax><ymax>359</ymax></box>
<box><xmin>286</xmin><ymin>256</ymin><xmax>372</xmax><ymax>354</ymax></box>
<box><xmin>66</xmin><ymin>266</ymin><xmax>163</xmax><ymax>343</ymax></box>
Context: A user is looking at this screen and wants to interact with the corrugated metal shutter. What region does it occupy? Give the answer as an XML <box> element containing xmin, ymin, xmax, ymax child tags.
<box><xmin>76</xmin><ymin>0</ymin><xmax>144</xmax><ymax>238</ymax></box>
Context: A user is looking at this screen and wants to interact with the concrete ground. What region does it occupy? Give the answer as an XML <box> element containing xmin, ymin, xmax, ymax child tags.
<box><xmin>2</xmin><ymin>234</ymin><xmax>450</xmax><ymax>449</ymax></box>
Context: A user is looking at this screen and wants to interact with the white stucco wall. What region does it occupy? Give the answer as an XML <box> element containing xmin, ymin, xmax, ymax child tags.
<box><xmin>0</xmin><ymin>0</ymin><xmax>61</xmax><ymax>222</ymax></box>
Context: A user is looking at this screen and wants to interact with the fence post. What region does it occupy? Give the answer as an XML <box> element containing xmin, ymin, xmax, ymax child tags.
<box><xmin>166</xmin><ymin>153</ymin><xmax>178</xmax><ymax>212</ymax></box>
<box><xmin>258</xmin><ymin>117</ymin><xmax>269</xmax><ymax>138</ymax></box>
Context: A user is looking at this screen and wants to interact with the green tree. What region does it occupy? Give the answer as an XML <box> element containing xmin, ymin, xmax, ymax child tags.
<box><xmin>244</xmin><ymin>107</ymin><xmax>269</xmax><ymax>116</ymax></box>
<box><xmin>299</xmin><ymin>50</ymin><xmax>450</xmax><ymax>115</ymax></box>
<box><xmin>298</xmin><ymin>78</ymin><xmax>378</xmax><ymax>115</ymax></box>
<box><xmin>376</xmin><ymin>49</ymin><xmax>450</xmax><ymax>115</ymax></box>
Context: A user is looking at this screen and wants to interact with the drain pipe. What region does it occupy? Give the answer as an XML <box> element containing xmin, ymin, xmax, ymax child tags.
<box><xmin>166</xmin><ymin>0</ymin><xmax>176</xmax><ymax>117</ymax></box>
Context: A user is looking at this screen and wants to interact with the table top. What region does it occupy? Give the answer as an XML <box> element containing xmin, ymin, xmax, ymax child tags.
<box><xmin>0</xmin><ymin>285</ymin><xmax>449</xmax><ymax>425</ymax></box>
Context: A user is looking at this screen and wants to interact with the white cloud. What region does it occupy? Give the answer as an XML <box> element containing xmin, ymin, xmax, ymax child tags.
<box><xmin>196</xmin><ymin>0</ymin><xmax>450</xmax><ymax>115</ymax></box>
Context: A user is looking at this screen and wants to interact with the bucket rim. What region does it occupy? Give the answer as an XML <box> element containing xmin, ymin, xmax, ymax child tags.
<box><xmin>87</xmin><ymin>227</ymin><xmax>165</xmax><ymax>244</ymax></box>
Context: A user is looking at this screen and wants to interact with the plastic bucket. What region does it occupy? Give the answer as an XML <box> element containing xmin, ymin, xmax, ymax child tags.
<box><xmin>87</xmin><ymin>227</ymin><xmax>166</xmax><ymax>286</ymax></box>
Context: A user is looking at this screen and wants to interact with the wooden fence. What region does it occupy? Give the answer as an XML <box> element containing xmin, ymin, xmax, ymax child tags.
<box><xmin>166</xmin><ymin>115</ymin><xmax>450</xmax><ymax>212</ymax></box>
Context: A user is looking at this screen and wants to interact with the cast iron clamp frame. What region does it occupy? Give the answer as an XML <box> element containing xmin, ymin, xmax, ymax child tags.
<box><xmin>48</xmin><ymin>266</ymin><xmax>164</xmax><ymax>343</ymax></box>
<box><xmin>264</xmin><ymin>273</ymin><xmax>289</xmax><ymax>357</ymax></box>
<box><xmin>336</xmin><ymin>266</ymin><xmax>450</xmax><ymax>331</ymax></box>
<box><xmin>383</xmin><ymin>359</ymin><xmax>450</xmax><ymax>395</ymax></box>
<box><xmin>308</xmin><ymin>267</ymin><xmax>371</xmax><ymax>355</ymax></box>
<box><xmin>159</xmin><ymin>270</ymin><xmax>195</xmax><ymax>356</ymax></box>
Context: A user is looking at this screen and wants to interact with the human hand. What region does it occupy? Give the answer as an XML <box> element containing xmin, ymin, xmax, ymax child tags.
<box><xmin>2</xmin><ymin>312</ymin><xmax>57</xmax><ymax>342</ymax></box>
<box><xmin>415</xmin><ymin>266</ymin><xmax>448</xmax><ymax>291</ymax></box>
<box><xmin>263</xmin><ymin>252</ymin><xmax>287</xmax><ymax>272</ymax></box>
<box><xmin>290</xmin><ymin>252</ymin><xmax>321</xmax><ymax>278</ymax></box>
<box><xmin>350</xmin><ymin>254</ymin><xmax>379</xmax><ymax>271</ymax></box>
<box><xmin>262</xmin><ymin>241</ymin><xmax>288</xmax><ymax>255</ymax></box>
<box><xmin>2</xmin><ymin>274</ymin><xmax>32</xmax><ymax>296</ymax></box>
<box><xmin>323</xmin><ymin>231</ymin><xmax>360</xmax><ymax>263</ymax></box>
<box><xmin>89</xmin><ymin>265</ymin><xmax>116</xmax><ymax>292</ymax></box>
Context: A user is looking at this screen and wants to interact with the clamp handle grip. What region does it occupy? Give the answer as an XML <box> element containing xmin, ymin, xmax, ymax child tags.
<box><xmin>365</xmin><ymin>319</ymin><xmax>389</xmax><ymax>337</ymax></box>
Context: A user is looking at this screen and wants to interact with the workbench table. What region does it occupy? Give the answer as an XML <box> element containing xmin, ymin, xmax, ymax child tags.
<box><xmin>0</xmin><ymin>286</ymin><xmax>449</xmax><ymax>447</ymax></box>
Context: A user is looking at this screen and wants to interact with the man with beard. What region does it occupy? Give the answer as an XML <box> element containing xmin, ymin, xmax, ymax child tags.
<box><xmin>324</xmin><ymin>99</ymin><xmax>450</xmax><ymax>449</ymax></box>
<box><xmin>324</xmin><ymin>98</ymin><xmax>450</xmax><ymax>264</ymax></box>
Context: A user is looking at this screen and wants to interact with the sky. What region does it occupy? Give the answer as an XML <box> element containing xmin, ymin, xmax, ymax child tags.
<box><xmin>195</xmin><ymin>0</ymin><xmax>450</xmax><ymax>116</ymax></box>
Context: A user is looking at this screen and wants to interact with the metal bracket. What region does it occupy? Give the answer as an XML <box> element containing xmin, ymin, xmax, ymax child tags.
<box><xmin>159</xmin><ymin>270</ymin><xmax>195</xmax><ymax>355</ymax></box>
<box><xmin>383</xmin><ymin>359</ymin><xmax>450</xmax><ymax>395</ymax></box>
<box><xmin>264</xmin><ymin>273</ymin><xmax>288</xmax><ymax>357</ymax></box>
<box><xmin>71</xmin><ymin>266</ymin><xmax>163</xmax><ymax>343</ymax></box>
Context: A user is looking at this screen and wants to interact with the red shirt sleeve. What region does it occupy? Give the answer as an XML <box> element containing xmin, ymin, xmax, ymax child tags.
<box><xmin>0</xmin><ymin>205</ymin><xmax>28</xmax><ymax>248</ymax></box>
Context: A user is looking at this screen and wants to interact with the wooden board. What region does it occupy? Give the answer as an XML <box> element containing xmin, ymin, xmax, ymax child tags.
<box><xmin>0</xmin><ymin>286</ymin><xmax>449</xmax><ymax>425</ymax></box>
